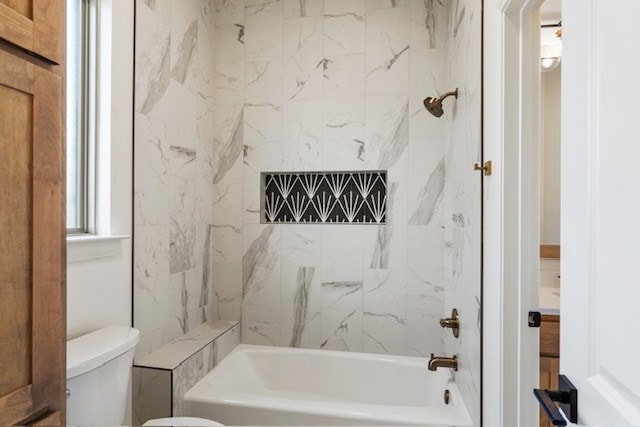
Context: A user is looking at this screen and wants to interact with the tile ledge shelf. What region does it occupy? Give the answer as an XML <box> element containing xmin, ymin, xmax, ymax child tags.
<box><xmin>134</xmin><ymin>319</ymin><xmax>239</xmax><ymax>371</ymax></box>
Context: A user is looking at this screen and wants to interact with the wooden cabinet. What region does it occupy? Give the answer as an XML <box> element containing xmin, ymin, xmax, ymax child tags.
<box><xmin>0</xmin><ymin>0</ymin><xmax>63</xmax><ymax>64</ymax></box>
<box><xmin>0</xmin><ymin>28</ymin><xmax>65</xmax><ymax>426</ymax></box>
<box><xmin>539</xmin><ymin>314</ymin><xmax>560</xmax><ymax>427</ymax></box>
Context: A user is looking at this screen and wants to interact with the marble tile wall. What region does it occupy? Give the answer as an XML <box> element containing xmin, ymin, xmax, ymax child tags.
<box><xmin>443</xmin><ymin>0</ymin><xmax>483</xmax><ymax>425</ymax></box>
<box><xmin>207</xmin><ymin>0</ymin><xmax>455</xmax><ymax>359</ymax></box>
<box><xmin>134</xmin><ymin>0</ymin><xmax>219</xmax><ymax>359</ymax></box>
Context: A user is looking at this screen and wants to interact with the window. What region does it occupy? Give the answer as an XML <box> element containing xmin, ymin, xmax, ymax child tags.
<box><xmin>67</xmin><ymin>0</ymin><xmax>96</xmax><ymax>233</ymax></box>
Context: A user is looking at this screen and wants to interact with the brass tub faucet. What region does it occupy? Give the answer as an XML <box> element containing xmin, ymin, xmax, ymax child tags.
<box><xmin>428</xmin><ymin>354</ymin><xmax>458</xmax><ymax>371</ymax></box>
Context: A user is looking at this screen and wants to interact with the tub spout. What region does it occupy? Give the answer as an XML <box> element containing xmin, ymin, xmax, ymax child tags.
<box><xmin>428</xmin><ymin>354</ymin><xmax>458</xmax><ymax>371</ymax></box>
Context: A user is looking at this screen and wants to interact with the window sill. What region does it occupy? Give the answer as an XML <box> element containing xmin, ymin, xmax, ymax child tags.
<box><xmin>67</xmin><ymin>234</ymin><xmax>130</xmax><ymax>264</ymax></box>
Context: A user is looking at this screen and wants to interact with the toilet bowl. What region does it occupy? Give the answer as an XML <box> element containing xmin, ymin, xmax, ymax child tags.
<box><xmin>143</xmin><ymin>416</ymin><xmax>224</xmax><ymax>426</ymax></box>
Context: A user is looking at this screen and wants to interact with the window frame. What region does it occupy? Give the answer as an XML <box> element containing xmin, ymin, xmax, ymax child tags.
<box><xmin>67</xmin><ymin>0</ymin><xmax>97</xmax><ymax>235</ymax></box>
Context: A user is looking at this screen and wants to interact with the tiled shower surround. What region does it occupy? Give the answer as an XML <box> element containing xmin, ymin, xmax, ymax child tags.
<box><xmin>134</xmin><ymin>0</ymin><xmax>481</xmax><ymax>424</ymax></box>
<box><xmin>218</xmin><ymin>0</ymin><xmax>455</xmax><ymax>356</ymax></box>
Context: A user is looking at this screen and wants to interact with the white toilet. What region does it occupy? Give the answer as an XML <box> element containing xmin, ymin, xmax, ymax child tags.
<box><xmin>66</xmin><ymin>326</ymin><xmax>222</xmax><ymax>426</ymax></box>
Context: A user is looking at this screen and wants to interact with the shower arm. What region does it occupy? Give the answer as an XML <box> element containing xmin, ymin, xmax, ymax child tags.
<box><xmin>439</xmin><ymin>89</ymin><xmax>458</xmax><ymax>102</ymax></box>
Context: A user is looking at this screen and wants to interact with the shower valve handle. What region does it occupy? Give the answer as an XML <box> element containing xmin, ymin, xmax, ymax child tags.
<box><xmin>439</xmin><ymin>308</ymin><xmax>460</xmax><ymax>338</ymax></box>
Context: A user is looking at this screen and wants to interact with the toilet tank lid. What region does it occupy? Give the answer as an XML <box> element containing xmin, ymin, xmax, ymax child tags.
<box><xmin>67</xmin><ymin>326</ymin><xmax>139</xmax><ymax>379</ymax></box>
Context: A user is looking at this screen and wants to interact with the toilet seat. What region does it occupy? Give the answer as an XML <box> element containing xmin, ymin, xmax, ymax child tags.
<box><xmin>142</xmin><ymin>416</ymin><xmax>224</xmax><ymax>426</ymax></box>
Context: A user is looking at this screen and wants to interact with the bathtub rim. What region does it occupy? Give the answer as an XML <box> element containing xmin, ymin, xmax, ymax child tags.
<box><xmin>183</xmin><ymin>344</ymin><xmax>473</xmax><ymax>427</ymax></box>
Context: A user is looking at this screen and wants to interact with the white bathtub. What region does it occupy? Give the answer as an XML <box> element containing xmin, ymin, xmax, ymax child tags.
<box><xmin>183</xmin><ymin>344</ymin><xmax>472</xmax><ymax>426</ymax></box>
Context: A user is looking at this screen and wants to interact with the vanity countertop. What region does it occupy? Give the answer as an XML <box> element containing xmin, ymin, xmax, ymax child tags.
<box><xmin>539</xmin><ymin>287</ymin><xmax>560</xmax><ymax>316</ymax></box>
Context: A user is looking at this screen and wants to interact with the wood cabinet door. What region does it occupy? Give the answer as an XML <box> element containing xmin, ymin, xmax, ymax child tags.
<box><xmin>0</xmin><ymin>48</ymin><xmax>65</xmax><ymax>425</ymax></box>
<box><xmin>0</xmin><ymin>0</ymin><xmax>63</xmax><ymax>64</ymax></box>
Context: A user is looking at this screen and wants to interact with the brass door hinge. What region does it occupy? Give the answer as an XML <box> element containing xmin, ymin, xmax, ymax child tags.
<box><xmin>474</xmin><ymin>161</ymin><xmax>492</xmax><ymax>176</ymax></box>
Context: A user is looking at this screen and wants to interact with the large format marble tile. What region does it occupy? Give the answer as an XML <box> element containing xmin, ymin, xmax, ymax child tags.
<box><xmin>212</xmin><ymin>263</ymin><xmax>243</xmax><ymax>321</ymax></box>
<box><xmin>242</xmin><ymin>224</ymin><xmax>282</xmax><ymax>307</ymax></box>
<box><xmin>363</xmin><ymin>181</ymin><xmax>408</xmax><ymax>269</ymax></box>
<box><xmin>197</xmin><ymin>1</ymin><xmax>216</xmax><ymax>78</ymax></box>
<box><xmin>213</xmin><ymin>182</ymin><xmax>244</xmax><ymax>227</ymax></box>
<box><xmin>321</xmin><ymin>225</ymin><xmax>364</xmax><ymax>284</ymax></box>
<box><xmin>134</xmin><ymin>226</ymin><xmax>171</xmax><ymax>338</ymax></box>
<box><xmin>321</xmin><ymin>139</ymin><xmax>365</xmax><ymax>171</ymax></box>
<box><xmin>242</xmin><ymin>304</ymin><xmax>282</xmax><ymax>345</ymax></box>
<box><xmin>210</xmin><ymin>23</ymin><xmax>245</xmax><ymax>105</ymax></box>
<box><xmin>363</xmin><ymin>269</ymin><xmax>407</xmax><ymax>355</ymax></box>
<box><xmin>410</xmin><ymin>0</ymin><xmax>449</xmax><ymax>50</ymax></box>
<box><xmin>170</xmin><ymin>0</ymin><xmax>198</xmax><ymax>91</ymax></box>
<box><xmin>211</xmin><ymin>189</ymin><xmax>243</xmax><ymax>264</ymax></box>
<box><xmin>244</xmin><ymin>106</ymin><xmax>283</xmax><ymax>144</ymax></box>
<box><xmin>244</xmin><ymin>0</ymin><xmax>283</xmax><ymax>61</ymax></box>
<box><xmin>281</xmin><ymin>266</ymin><xmax>322</xmax><ymax>348</ymax></box>
<box><xmin>408</xmin><ymin>225</ymin><xmax>444</xmax><ymax>306</ymax></box>
<box><xmin>281</xmin><ymin>224</ymin><xmax>322</xmax><ymax>267</ymax></box>
<box><xmin>169</xmin><ymin>269</ymin><xmax>205</xmax><ymax>336</ymax></box>
<box><xmin>364</xmin><ymin>94</ymin><xmax>409</xmax><ymax>181</ymax></box>
<box><xmin>143</xmin><ymin>0</ymin><xmax>172</xmax><ymax>25</ymax></box>
<box><xmin>214</xmin><ymin>0</ymin><xmax>245</xmax><ymax>26</ymax></box>
<box><xmin>324</xmin><ymin>0</ymin><xmax>366</xmax><ymax>56</ymax></box>
<box><xmin>136</xmin><ymin>3</ymin><xmax>171</xmax><ymax>116</ymax></box>
<box><xmin>196</xmin><ymin>104</ymin><xmax>215</xmax><ymax>224</ymax></box>
<box><xmin>211</xmin><ymin>223</ymin><xmax>242</xmax><ymax>264</ymax></box>
<box><xmin>407</xmin><ymin>311</ymin><xmax>443</xmax><ymax>356</ymax></box>
<box><xmin>243</xmin><ymin>142</ymin><xmax>283</xmax><ymax>224</ymax></box>
<box><xmin>408</xmin><ymin>136</ymin><xmax>445</xmax><ymax>226</ymax></box>
<box><xmin>321</xmin><ymin>280</ymin><xmax>363</xmax><ymax>310</ymax></box>
<box><xmin>366</xmin><ymin>0</ymin><xmax>409</xmax><ymax>8</ymax></box>
<box><xmin>282</xmin><ymin>100</ymin><xmax>323</xmax><ymax>171</ymax></box>
<box><xmin>321</xmin><ymin>308</ymin><xmax>363</xmax><ymax>351</ymax></box>
<box><xmin>283</xmin><ymin>16</ymin><xmax>323</xmax><ymax>101</ymax></box>
<box><xmin>284</xmin><ymin>0</ymin><xmax>324</xmax><ymax>17</ymax></box>
<box><xmin>244</xmin><ymin>61</ymin><xmax>284</xmax><ymax>142</ymax></box>
<box><xmin>135</xmin><ymin>113</ymin><xmax>170</xmax><ymax>226</ymax></box>
<box><xmin>195</xmin><ymin>222</ymin><xmax>215</xmax><ymax>310</ymax></box>
<box><xmin>212</xmin><ymin>105</ymin><xmax>244</xmax><ymax>185</ymax></box>
<box><xmin>167</xmin><ymin>81</ymin><xmax>198</xmax><ymax>149</ymax></box>
<box><xmin>323</xmin><ymin>54</ymin><xmax>365</xmax><ymax>142</ymax></box>
<box><xmin>169</xmin><ymin>146</ymin><xmax>198</xmax><ymax>274</ymax></box>
<box><xmin>245</xmin><ymin>61</ymin><xmax>283</xmax><ymax>107</ymax></box>
<box><xmin>365</xmin><ymin>7</ymin><xmax>410</xmax><ymax>95</ymax></box>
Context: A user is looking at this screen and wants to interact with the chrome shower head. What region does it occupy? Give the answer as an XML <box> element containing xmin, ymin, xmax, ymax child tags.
<box><xmin>423</xmin><ymin>88</ymin><xmax>458</xmax><ymax>118</ymax></box>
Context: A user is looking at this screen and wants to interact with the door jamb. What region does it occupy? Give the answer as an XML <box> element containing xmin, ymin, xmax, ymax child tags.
<box><xmin>483</xmin><ymin>0</ymin><xmax>544</xmax><ymax>425</ymax></box>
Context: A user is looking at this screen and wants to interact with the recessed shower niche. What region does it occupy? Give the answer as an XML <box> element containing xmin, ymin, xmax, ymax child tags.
<box><xmin>261</xmin><ymin>171</ymin><xmax>387</xmax><ymax>224</ymax></box>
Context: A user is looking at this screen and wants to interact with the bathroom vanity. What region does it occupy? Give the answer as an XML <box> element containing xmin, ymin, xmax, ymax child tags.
<box><xmin>538</xmin><ymin>248</ymin><xmax>560</xmax><ymax>427</ymax></box>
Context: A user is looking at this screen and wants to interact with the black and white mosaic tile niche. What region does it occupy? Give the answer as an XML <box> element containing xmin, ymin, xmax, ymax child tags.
<box><xmin>261</xmin><ymin>171</ymin><xmax>387</xmax><ymax>224</ymax></box>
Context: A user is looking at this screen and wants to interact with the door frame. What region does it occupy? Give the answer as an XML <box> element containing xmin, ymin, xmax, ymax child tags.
<box><xmin>483</xmin><ymin>0</ymin><xmax>544</xmax><ymax>425</ymax></box>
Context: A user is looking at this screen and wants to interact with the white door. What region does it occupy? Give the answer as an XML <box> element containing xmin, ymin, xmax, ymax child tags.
<box><xmin>561</xmin><ymin>0</ymin><xmax>640</xmax><ymax>424</ymax></box>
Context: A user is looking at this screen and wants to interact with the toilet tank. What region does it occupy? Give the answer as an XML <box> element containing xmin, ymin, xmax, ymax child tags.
<box><xmin>66</xmin><ymin>326</ymin><xmax>139</xmax><ymax>427</ymax></box>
